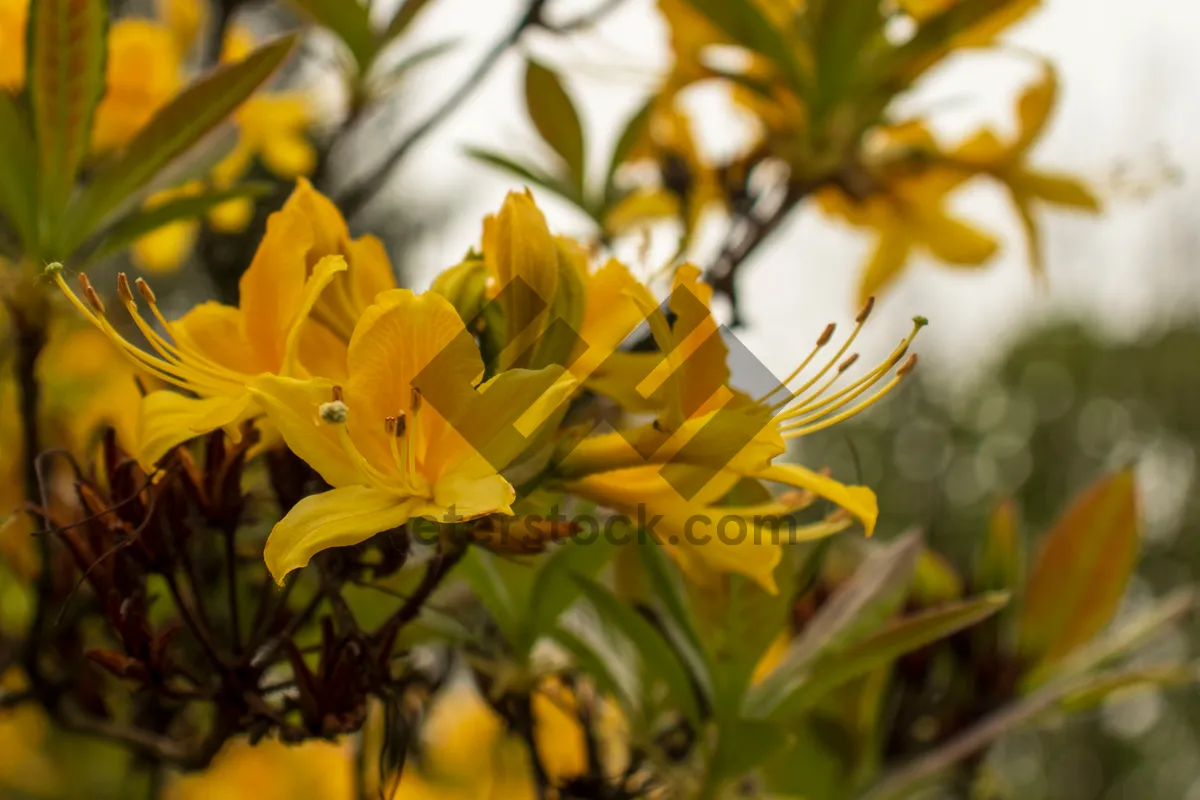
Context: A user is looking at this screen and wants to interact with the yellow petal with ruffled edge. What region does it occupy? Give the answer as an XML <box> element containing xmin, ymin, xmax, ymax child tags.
<box><xmin>137</xmin><ymin>390</ymin><xmax>256</xmax><ymax>471</ymax></box>
<box><xmin>280</xmin><ymin>254</ymin><xmax>348</xmax><ymax>377</ymax></box>
<box><xmin>238</xmin><ymin>206</ymin><xmax>314</xmax><ymax>370</ymax></box>
<box><xmin>265</xmin><ymin>486</ymin><xmax>422</xmax><ymax>583</ymax></box>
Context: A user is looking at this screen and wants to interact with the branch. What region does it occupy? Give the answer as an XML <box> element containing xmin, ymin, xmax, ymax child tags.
<box><xmin>338</xmin><ymin>0</ymin><xmax>550</xmax><ymax>219</ymax></box>
<box><xmin>373</xmin><ymin>541</ymin><xmax>466</xmax><ymax>662</ymax></box>
<box><xmin>541</xmin><ymin>0</ymin><xmax>629</xmax><ymax>34</ymax></box>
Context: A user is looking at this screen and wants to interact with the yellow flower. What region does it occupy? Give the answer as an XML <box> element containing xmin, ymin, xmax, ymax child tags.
<box><xmin>0</xmin><ymin>0</ymin><xmax>27</xmax><ymax>91</ymax></box>
<box><xmin>605</xmin><ymin>106</ymin><xmax>725</xmax><ymax>246</ymax></box>
<box><xmin>561</xmin><ymin>267</ymin><xmax>918</xmax><ymax>591</ymax></box>
<box><xmin>165</xmin><ymin>738</ymin><xmax>355</xmax><ymax>800</ymax></box>
<box><xmin>208</xmin><ymin>27</ymin><xmax>315</xmax><ymax>233</ymax></box>
<box><xmin>947</xmin><ymin>65</ymin><xmax>1100</xmax><ymax>278</ymax></box>
<box><xmin>131</xmin><ymin>180</ymin><xmax>206</xmax><ymax>274</ymax></box>
<box><xmin>0</xmin><ymin>671</ymin><xmax>60</xmax><ymax>797</ymax></box>
<box><xmin>156</xmin><ymin>0</ymin><xmax>206</xmax><ymax>59</ymax></box>
<box><xmin>91</xmin><ymin>18</ymin><xmax>183</xmax><ymax>154</ymax></box>
<box><xmin>818</xmin><ymin>124</ymin><xmax>999</xmax><ymax>302</ymax></box>
<box><xmin>390</xmin><ymin>678</ymin><xmax>623</xmax><ymax>799</ymax></box>
<box><xmin>247</xmin><ymin>288</ymin><xmax>572</xmax><ymax>582</ymax></box>
<box><xmin>52</xmin><ymin>195</ymin><xmax>352</xmax><ymax>471</ymax></box>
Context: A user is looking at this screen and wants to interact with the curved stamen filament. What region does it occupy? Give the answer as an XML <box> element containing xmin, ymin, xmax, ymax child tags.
<box><xmin>769</xmin><ymin>297</ymin><xmax>876</xmax><ymax>412</ymax></box>
<box><xmin>782</xmin><ymin>354</ymin><xmax>917</xmax><ymax>439</ymax></box>
<box><xmin>778</xmin><ymin>316</ymin><xmax>925</xmax><ymax>424</ymax></box>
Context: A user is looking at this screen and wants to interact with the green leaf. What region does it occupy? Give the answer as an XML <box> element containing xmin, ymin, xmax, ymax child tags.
<box><xmin>0</xmin><ymin>93</ymin><xmax>37</xmax><ymax>249</ymax></box>
<box><xmin>1016</xmin><ymin>469</ymin><xmax>1139</xmax><ymax>666</ymax></box>
<box><xmin>465</xmin><ymin>148</ymin><xmax>580</xmax><ymax>207</ymax></box>
<box><xmin>368</xmin><ymin>39</ymin><xmax>458</xmax><ymax>96</ymax></box>
<box><xmin>383</xmin><ymin>0</ymin><xmax>437</xmax><ymax>43</ymax></box>
<box><xmin>287</xmin><ymin>0</ymin><xmax>376</xmax><ymax>74</ymax></box>
<box><xmin>877</xmin><ymin>0</ymin><xmax>1026</xmax><ymax>89</ymax></box>
<box><xmin>67</xmin><ymin>34</ymin><xmax>297</xmax><ymax>253</ymax></box>
<box><xmin>637</xmin><ymin>540</ymin><xmax>714</xmax><ymax>709</ymax></box>
<box><xmin>573</xmin><ymin>573</ymin><xmax>701</xmax><ymax>723</ymax></box>
<box><xmin>523</xmin><ymin>60</ymin><xmax>587</xmax><ymax>197</ymax></box>
<box><xmin>83</xmin><ymin>183</ymin><xmax>273</xmax><ymax>265</ymax></box>
<box><xmin>454</xmin><ymin>548</ymin><xmax>527</xmax><ymax>650</ymax></box>
<box><xmin>528</xmin><ymin>536</ymin><xmax>616</xmax><ymax>642</ymax></box>
<box><xmin>681</xmin><ymin>0</ymin><xmax>808</xmax><ymax>94</ymax></box>
<box><xmin>604</xmin><ymin>98</ymin><xmax>653</xmax><ymax>204</ymax></box>
<box><xmin>28</xmin><ymin>0</ymin><xmax>107</xmax><ymax>249</ymax></box>
<box><xmin>744</xmin><ymin>593</ymin><xmax>1009</xmax><ymax>720</ymax></box>
<box><xmin>975</xmin><ymin>498</ymin><xmax>1022</xmax><ymax>594</ymax></box>
<box><xmin>552</xmin><ymin>624</ymin><xmax>632</xmax><ymax>712</ymax></box>
<box><xmin>1057</xmin><ymin>665</ymin><xmax>1196</xmax><ymax>712</ymax></box>
<box><xmin>709</xmin><ymin>718</ymin><xmax>787</xmax><ymax>786</ymax></box>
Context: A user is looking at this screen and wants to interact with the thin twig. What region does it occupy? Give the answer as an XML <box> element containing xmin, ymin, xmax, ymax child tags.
<box><xmin>338</xmin><ymin>0</ymin><xmax>550</xmax><ymax>218</ymax></box>
<box><xmin>541</xmin><ymin>0</ymin><xmax>629</xmax><ymax>33</ymax></box>
<box><xmin>373</xmin><ymin>542</ymin><xmax>466</xmax><ymax>661</ymax></box>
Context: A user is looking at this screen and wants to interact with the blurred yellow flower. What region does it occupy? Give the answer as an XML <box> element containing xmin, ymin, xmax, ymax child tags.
<box><xmin>131</xmin><ymin>181</ymin><xmax>206</xmax><ymax>274</ymax></box>
<box><xmin>209</xmin><ymin>27</ymin><xmax>315</xmax><ymax>234</ymax></box>
<box><xmin>156</xmin><ymin>0</ymin><xmax>206</xmax><ymax>59</ymax></box>
<box><xmin>0</xmin><ymin>0</ymin><xmax>27</xmax><ymax>91</ymax></box>
<box><xmin>91</xmin><ymin>18</ymin><xmax>183</xmax><ymax>154</ymax></box>
<box><xmin>166</xmin><ymin>738</ymin><xmax>355</xmax><ymax>800</ymax></box>
<box><xmin>0</xmin><ymin>671</ymin><xmax>60</xmax><ymax>797</ymax></box>
<box><xmin>390</xmin><ymin>678</ymin><xmax>623</xmax><ymax>799</ymax></box>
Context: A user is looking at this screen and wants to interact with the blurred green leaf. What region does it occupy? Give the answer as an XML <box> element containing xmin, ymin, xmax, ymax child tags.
<box><xmin>465</xmin><ymin>148</ymin><xmax>579</xmax><ymax>207</ymax></box>
<box><xmin>529</xmin><ymin>536</ymin><xmax>616</xmax><ymax>642</ymax></box>
<box><xmin>28</xmin><ymin>0</ymin><xmax>107</xmax><ymax>251</ymax></box>
<box><xmin>745</xmin><ymin>592</ymin><xmax>1009</xmax><ymax>719</ymax></box>
<box><xmin>383</xmin><ymin>0</ymin><xmax>437</xmax><ymax>43</ymax></box>
<box><xmin>604</xmin><ymin>98</ymin><xmax>652</xmax><ymax>203</ymax></box>
<box><xmin>523</xmin><ymin>60</ymin><xmax>586</xmax><ymax>196</ymax></box>
<box><xmin>975</xmin><ymin>498</ymin><xmax>1022</xmax><ymax>594</ymax></box>
<box><xmin>1016</xmin><ymin>469</ymin><xmax>1139</xmax><ymax>666</ymax></box>
<box><xmin>637</xmin><ymin>540</ymin><xmax>714</xmax><ymax>709</ymax></box>
<box><xmin>552</xmin><ymin>624</ymin><xmax>632</xmax><ymax>711</ymax></box>
<box><xmin>573</xmin><ymin>573</ymin><xmax>701</xmax><ymax>723</ymax></box>
<box><xmin>455</xmin><ymin>548</ymin><xmax>525</xmax><ymax>649</ymax></box>
<box><xmin>681</xmin><ymin>0</ymin><xmax>808</xmax><ymax>94</ymax></box>
<box><xmin>67</xmin><ymin>34</ymin><xmax>297</xmax><ymax>254</ymax></box>
<box><xmin>0</xmin><ymin>93</ymin><xmax>37</xmax><ymax>249</ymax></box>
<box><xmin>709</xmin><ymin>718</ymin><xmax>787</xmax><ymax>787</ymax></box>
<box><xmin>1058</xmin><ymin>664</ymin><xmax>1196</xmax><ymax>712</ymax></box>
<box><xmin>83</xmin><ymin>183</ymin><xmax>273</xmax><ymax>265</ymax></box>
<box><xmin>368</xmin><ymin>39</ymin><xmax>458</xmax><ymax>96</ymax></box>
<box><xmin>287</xmin><ymin>0</ymin><xmax>376</xmax><ymax>73</ymax></box>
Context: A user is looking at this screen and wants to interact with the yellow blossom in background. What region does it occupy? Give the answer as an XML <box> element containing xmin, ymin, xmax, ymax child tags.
<box><xmin>390</xmin><ymin>678</ymin><xmax>624</xmax><ymax>799</ymax></box>
<box><xmin>91</xmin><ymin>18</ymin><xmax>183</xmax><ymax>155</ymax></box>
<box><xmin>0</xmin><ymin>0</ymin><xmax>27</xmax><ymax>91</ymax></box>
<box><xmin>0</xmin><ymin>671</ymin><xmax>60</xmax><ymax>797</ymax></box>
<box><xmin>131</xmin><ymin>181</ymin><xmax>206</xmax><ymax>274</ymax></box>
<box><xmin>209</xmin><ymin>27</ymin><xmax>315</xmax><ymax>234</ymax></box>
<box><xmin>157</xmin><ymin>0</ymin><xmax>206</xmax><ymax>59</ymax></box>
<box><xmin>165</xmin><ymin>738</ymin><xmax>355</xmax><ymax>800</ymax></box>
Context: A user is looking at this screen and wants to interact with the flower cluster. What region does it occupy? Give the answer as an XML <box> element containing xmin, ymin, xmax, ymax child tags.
<box><xmin>53</xmin><ymin>181</ymin><xmax>917</xmax><ymax>593</ymax></box>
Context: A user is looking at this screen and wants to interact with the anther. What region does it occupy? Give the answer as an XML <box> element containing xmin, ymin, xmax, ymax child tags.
<box><xmin>135</xmin><ymin>277</ymin><xmax>157</xmax><ymax>305</ymax></box>
<box><xmin>79</xmin><ymin>274</ymin><xmax>105</xmax><ymax>314</ymax></box>
<box><xmin>331</xmin><ymin>385</ymin><xmax>344</xmax><ymax>403</ymax></box>
<box><xmin>117</xmin><ymin>273</ymin><xmax>135</xmax><ymax>305</ymax></box>
<box><xmin>410</xmin><ymin>387</ymin><xmax>422</xmax><ymax>414</ymax></box>
<box><xmin>318</xmin><ymin>400</ymin><xmax>349</xmax><ymax>424</ymax></box>
<box><xmin>838</xmin><ymin>353</ymin><xmax>860</xmax><ymax>373</ymax></box>
<box><xmin>897</xmin><ymin>353</ymin><xmax>919</xmax><ymax>376</ymax></box>
<box><xmin>393</xmin><ymin>413</ymin><xmax>407</xmax><ymax>438</ymax></box>
<box><xmin>856</xmin><ymin>297</ymin><xmax>876</xmax><ymax>324</ymax></box>
<box><xmin>384</xmin><ymin>416</ymin><xmax>397</xmax><ymax>436</ymax></box>
<box><xmin>816</xmin><ymin>322</ymin><xmax>836</xmax><ymax>346</ymax></box>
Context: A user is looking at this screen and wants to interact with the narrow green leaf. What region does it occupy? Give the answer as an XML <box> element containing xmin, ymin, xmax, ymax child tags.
<box><xmin>0</xmin><ymin>93</ymin><xmax>37</xmax><ymax>249</ymax></box>
<box><xmin>454</xmin><ymin>548</ymin><xmax>524</xmax><ymax>649</ymax></box>
<box><xmin>465</xmin><ymin>148</ymin><xmax>579</xmax><ymax>206</ymax></box>
<box><xmin>1016</xmin><ymin>469</ymin><xmax>1139</xmax><ymax>666</ymax></box>
<box><xmin>287</xmin><ymin>0</ymin><xmax>376</xmax><ymax>73</ymax></box>
<box><xmin>68</xmin><ymin>34</ymin><xmax>297</xmax><ymax>253</ymax></box>
<box><xmin>604</xmin><ymin>98</ymin><xmax>652</xmax><ymax>204</ymax></box>
<box><xmin>84</xmin><ymin>183</ymin><xmax>273</xmax><ymax>265</ymax></box>
<box><xmin>573</xmin><ymin>574</ymin><xmax>701</xmax><ymax>722</ymax></box>
<box><xmin>529</xmin><ymin>536</ymin><xmax>616</xmax><ymax>641</ymax></box>
<box><xmin>383</xmin><ymin>0</ymin><xmax>437</xmax><ymax>43</ymax></box>
<box><xmin>524</xmin><ymin>60</ymin><xmax>586</xmax><ymax>196</ymax></box>
<box><xmin>28</xmin><ymin>0</ymin><xmax>107</xmax><ymax>247</ymax></box>
<box><xmin>744</xmin><ymin>593</ymin><xmax>1009</xmax><ymax>720</ymax></box>
<box><xmin>681</xmin><ymin>0</ymin><xmax>808</xmax><ymax>94</ymax></box>
<box><xmin>552</xmin><ymin>624</ymin><xmax>632</xmax><ymax>713</ymax></box>
<box><xmin>1058</xmin><ymin>665</ymin><xmax>1196</xmax><ymax>712</ymax></box>
<box><xmin>637</xmin><ymin>540</ymin><xmax>714</xmax><ymax>709</ymax></box>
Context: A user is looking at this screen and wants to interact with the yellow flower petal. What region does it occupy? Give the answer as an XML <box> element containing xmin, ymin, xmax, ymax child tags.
<box><xmin>280</xmin><ymin>254</ymin><xmax>348</xmax><ymax>377</ymax></box>
<box><xmin>265</xmin><ymin>486</ymin><xmax>419</xmax><ymax>583</ymax></box>
<box><xmin>208</xmin><ymin>195</ymin><xmax>256</xmax><ymax>233</ymax></box>
<box><xmin>917</xmin><ymin>211</ymin><xmax>999</xmax><ymax>266</ymax></box>
<box><xmin>758</xmin><ymin>462</ymin><xmax>878</xmax><ymax>535</ymax></box>
<box><xmin>137</xmin><ymin>390</ymin><xmax>256</xmax><ymax>471</ymax></box>
<box><xmin>238</xmin><ymin>204</ymin><xmax>316</xmax><ymax>370</ymax></box>
<box><xmin>246</xmin><ymin>375</ymin><xmax>360</xmax><ymax>489</ymax></box>
<box><xmin>132</xmin><ymin>218</ymin><xmax>199</xmax><ymax>274</ymax></box>
<box><xmin>172</xmin><ymin>301</ymin><xmax>259</xmax><ymax>375</ymax></box>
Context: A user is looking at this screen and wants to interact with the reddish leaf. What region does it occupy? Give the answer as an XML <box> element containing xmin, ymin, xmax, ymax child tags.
<box><xmin>1017</xmin><ymin>469</ymin><xmax>1139</xmax><ymax>665</ymax></box>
